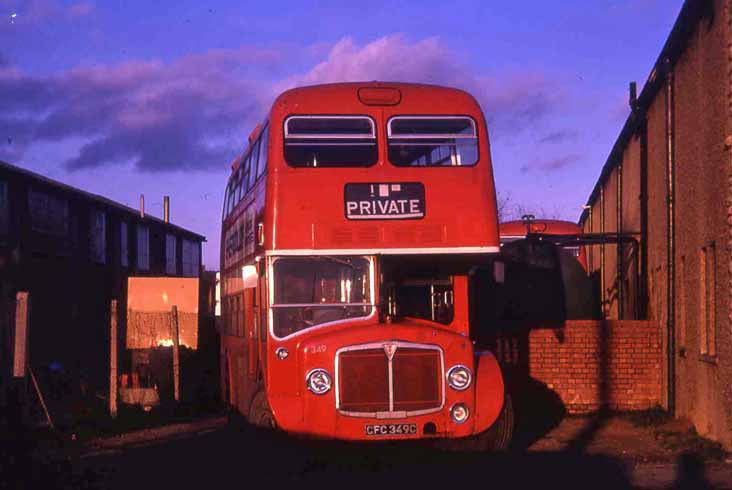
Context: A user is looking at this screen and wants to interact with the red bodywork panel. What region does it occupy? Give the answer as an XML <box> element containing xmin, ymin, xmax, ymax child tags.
<box><xmin>264</xmin><ymin>83</ymin><xmax>500</xmax><ymax>254</ymax></box>
<box><xmin>266</xmin><ymin>318</ymin><xmax>502</xmax><ymax>440</ymax></box>
<box><xmin>499</xmin><ymin>219</ymin><xmax>588</xmax><ymax>272</ymax></box>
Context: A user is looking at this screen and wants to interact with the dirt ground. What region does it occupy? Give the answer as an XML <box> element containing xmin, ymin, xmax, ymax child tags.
<box><xmin>526</xmin><ymin>413</ymin><xmax>732</xmax><ymax>488</ymax></box>
<box><xmin>10</xmin><ymin>412</ymin><xmax>732</xmax><ymax>489</ymax></box>
<box><xmin>528</xmin><ymin>414</ymin><xmax>721</xmax><ymax>460</ymax></box>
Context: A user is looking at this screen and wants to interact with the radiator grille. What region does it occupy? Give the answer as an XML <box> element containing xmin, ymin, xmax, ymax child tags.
<box><xmin>336</xmin><ymin>342</ymin><xmax>443</xmax><ymax>417</ymax></box>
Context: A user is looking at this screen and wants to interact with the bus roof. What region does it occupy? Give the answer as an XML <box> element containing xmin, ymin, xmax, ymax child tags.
<box><xmin>499</xmin><ymin>219</ymin><xmax>582</xmax><ymax>237</ymax></box>
<box><xmin>273</xmin><ymin>81</ymin><xmax>478</xmax><ymax>105</ymax></box>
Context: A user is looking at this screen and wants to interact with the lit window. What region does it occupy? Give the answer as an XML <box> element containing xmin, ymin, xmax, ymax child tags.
<box><xmin>700</xmin><ymin>242</ymin><xmax>716</xmax><ymax>357</ymax></box>
<box><xmin>166</xmin><ymin>233</ymin><xmax>177</xmax><ymax>275</ymax></box>
<box><xmin>120</xmin><ymin>222</ymin><xmax>129</xmax><ymax>267</ymax></box>
<box><xmin>89</xmin><ymin>210</ymin><xmax>106</xmax><ymax>264</ymax></box>
<box><xmin>136</xmin><ymin>225</ymin><xmax>150</xmax><ymax>271</ymax></box>
<box><xmin>215</xmin><ymin>272</ymin><xmax>221</xmax><ymax>317</ymax></box>
<box><xmin>0</xmin><ymin>180</ymin><xmax>8</xmax><ymax>235</ymax></box>
<box><xmin>182</xmin><ymin>239</ymin><xmax>200</xmax><ymax>277</ymax></box>
<box><xmin>28</xmin><ymin>188</ymin><xmax>69</xmax><ymax>236</ymax></box>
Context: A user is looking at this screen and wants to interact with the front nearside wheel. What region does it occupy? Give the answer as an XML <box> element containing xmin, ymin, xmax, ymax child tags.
<box><xmin>248</xmin><ymin>390</ymin><xmax>277</xmax><ymax>429</ymax></box>
<box><xmin>435</xmin><ymin>393</ymin><xmax>514</xmax><ymax>453</ymax></box>
<box><xmin>476</xmin><ymin>392</ymin><xmax>514</xmax><ymax>451</ymax></box>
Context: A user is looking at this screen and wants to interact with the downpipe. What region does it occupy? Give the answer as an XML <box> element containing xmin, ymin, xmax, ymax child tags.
<box><xmin>665</xmin><ymin>62</ymin><xmax>676</xmax><ymax>416</ymax></box>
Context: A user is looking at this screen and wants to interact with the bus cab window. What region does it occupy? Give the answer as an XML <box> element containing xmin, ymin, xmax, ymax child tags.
<box><xmin>284</xmin><ymin>116</ymin><xmax>377</xmax><ymax>168</ymax></box>
<box><xmin>271</xmin><ymin>256</ymin><xmax>373</xmax><ymax>338</ymax></box>
<box><xmin>388</xmin><ymin>116</ymin><xmax>478</xmax><ymax>167</ymax></box>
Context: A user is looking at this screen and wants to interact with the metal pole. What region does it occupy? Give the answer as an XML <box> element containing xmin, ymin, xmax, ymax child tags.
<box><xmin>171</xmin><ymin>305</ymin><xmax>180</xmax><ymax>402</ymax></box>
<box><xmin>665</xmin><ymin>62</ymin><xmax>676</xmax><ymax>416</ymax></box>
<box><xmin>600</xmin><ymin>187</ymin><xmax>606</xmax><ymax>317</ymax></box>
<box><xmin>617</xmin><ymin>162</ymin><xmax>624</xmax><ymax>319</ymax></box>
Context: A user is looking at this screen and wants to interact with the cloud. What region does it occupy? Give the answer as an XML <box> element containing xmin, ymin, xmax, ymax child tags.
<box><xmin>520</xmin><ymin>153</ymin><xmax>582</xmax><ymax>173</ymax></box>
<box><xmin>1</xmin><ymin>35</ymin><xmax>564</xmax><ymax>172</ymax></box>
<box><xmin>67</xmin><ymin>2</ymin><xmax>94</xmax><ymax>18</ymax></box>
<box><xmin>281</xmin><ymin>35</ymin><xmax>562</xmax><ymax>134</ymax></box>
<box><xmin>0</xmin><ymin>47</ymin><xmax>279</xmax><ymax>172</ymax></box>
<box><xmin>538</xmin><ymin>129</ymin><xmax>578</xmax><ymax>144</ymax></box>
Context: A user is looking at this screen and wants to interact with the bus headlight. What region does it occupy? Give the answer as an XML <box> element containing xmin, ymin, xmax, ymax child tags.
<box><xmin>450</xmin><ymin>403</ymin><xmax>470</xmax><ymax>424</ymax></box>
<box><xmin>446</xmin><ymin>365</ymin><xmax>472</xmax><ymax>391</ymax></box>
<box><xmin>306</xmin><ymin>369</ymin><xmax>332</xmax><ymax>395</ymax></box>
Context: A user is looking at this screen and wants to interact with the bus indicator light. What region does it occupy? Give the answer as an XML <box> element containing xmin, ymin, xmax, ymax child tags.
<box><xmin>357</xmin><ymin>87</ymin><xmax>402</xmax><ymax>106</ymax></box>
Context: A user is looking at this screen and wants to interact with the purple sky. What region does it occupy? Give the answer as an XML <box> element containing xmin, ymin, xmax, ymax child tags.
<box><xmin>1</xmin><ymin>0</ymin><xmax>682</xmax><ymax>269</ymax></box>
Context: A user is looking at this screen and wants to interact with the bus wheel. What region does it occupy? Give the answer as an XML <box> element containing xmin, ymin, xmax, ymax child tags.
<box><xmin>475</xmin><ymin>392</ymin><xmax>514</xmax><ymax>451</ymax></box>
<box><xmin>248</xmin><ymin>390</ymin><xmax>276</xmax><ymax>429</ymax></box>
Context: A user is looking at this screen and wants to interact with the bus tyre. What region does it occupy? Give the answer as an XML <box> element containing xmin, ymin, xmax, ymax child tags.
<box><xmin>476</xmin><ymin>392</ymin><xmax>514</xmax><ymax>451</ymax></box>
<box><xmin>248</xmin><ymin>390</ymin><xmax>276</xmax><ymax>429</ymax></box>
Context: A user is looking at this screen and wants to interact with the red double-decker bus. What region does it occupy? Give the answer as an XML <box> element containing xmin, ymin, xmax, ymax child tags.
<box><xmin>219</xmin><ymin>82</ymin><xmax>511</xmax><ymax>449</ymax></box>
<box><xmin>499</xmin><ymin>218</ymin><xmax>588</xmax><ymax>272</ymax></box>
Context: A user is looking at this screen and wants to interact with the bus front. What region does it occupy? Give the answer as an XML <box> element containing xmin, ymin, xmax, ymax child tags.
<box><xmin>257</xmin><ymin>83</ymin><xmax>511</xmax><ymax>449</ymax></box>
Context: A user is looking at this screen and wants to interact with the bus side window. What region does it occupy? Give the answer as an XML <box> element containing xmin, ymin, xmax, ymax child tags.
<box><xmin>235</xmin><ymin>164</ymin><xmax>244</xmax><ymax>203</ymax></box>
<box><xmin>243</xmin><ymin>288</ymin><xmax>254</xmax><ymax>339</ymax></box>
<box><xmin>256</xmin><ymin>125</ymin><xmax>268</xmax><ymax>179</ymax></box>
<box><xmin>223</xmin><ymin>183</ymin><xmax>232</xmax><ymax>218</ymax></box>
<box><xmin>224</xmin><ymin>296</ymin><xmax>231</xmax><ymax>335</ymax></box>
<box><xmin>228</xmin><ymin>177</ymin><xmax>237</xmax><ymax>214</ymax></box>
<box><xmin>239</xmin><ymin>295</ymin><xmax>245</xmax><ymax>337</ymax></box>
<box><xmin>247</xmin><ymin>140</ymin><xmax>261</xmax><ymax>192</ymax></box>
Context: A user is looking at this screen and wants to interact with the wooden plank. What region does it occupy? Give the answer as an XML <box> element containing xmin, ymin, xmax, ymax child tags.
<box><xmin>110</xmin><ymin>299</ymin><xmax>118</xmax><ymax>418</ymax></box>
<box><xmin>172</xmin><ymin>305</ymin><xmax>180</xmax><ymax>402</ymax></box>
<box><xmin>13</xmin><ymin>292</ymin><xmax>29</xmax><ymax>378</ymax></box>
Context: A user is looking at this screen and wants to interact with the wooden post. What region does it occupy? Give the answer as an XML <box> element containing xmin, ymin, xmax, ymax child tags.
<box><xmin>171</xmin><ymin>305</ymin><xmax>180</xmax><ymax>402</ymax></box>
<box><xmin>110</xmin><ymin>299</ymin><xmax>118</xmax><ymax>418</ymax></box>
<box><xmin>13</xmin><ymin>292</ymin><xmax>29</xmax><ymax>378</ymax></box>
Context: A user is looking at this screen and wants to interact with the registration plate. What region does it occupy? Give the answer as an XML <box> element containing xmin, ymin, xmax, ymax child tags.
<box><xmin>365</xmin><ymin>423</ymin><xmax>418</xmax><ymax>436</ymax></box>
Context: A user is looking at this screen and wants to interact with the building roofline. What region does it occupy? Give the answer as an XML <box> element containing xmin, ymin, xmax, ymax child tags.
<box><xmin>0</xmin><ymin>160</ymin><xmax>206</xmax><ymax>241</ymax></box>
<box><xmin>578</xmin><ymin>0</ymin><xmax>713</xmax><ymax>225</ymax></box>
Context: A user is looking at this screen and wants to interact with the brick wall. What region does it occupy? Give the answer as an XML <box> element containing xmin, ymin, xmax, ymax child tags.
<box><xmin>526</xmin><ymin>320</ymin><xmax>662</xmax><ymax>414</ymax></box>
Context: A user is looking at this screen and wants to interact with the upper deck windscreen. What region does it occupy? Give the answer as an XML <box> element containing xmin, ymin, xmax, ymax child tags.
<box><xmin>387</xmin><ymin>116</ymin><xmax>478</xmax><ymax>167</ymax></box>
<box><xmin>284</xmin><ymin>115</ymin><xmax>377</xmax><ymax>168</ymax></box>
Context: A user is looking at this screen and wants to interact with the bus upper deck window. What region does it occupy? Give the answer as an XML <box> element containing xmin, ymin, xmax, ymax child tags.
<box><xmin>388</xmin><ymin>116</ymin><xmax>478</xmax><ymax>167</ymax></box>
<box><xmin>284</xmin><ymin>116</ymin><xmax>377</xmax><ymax>168</ymax></box>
